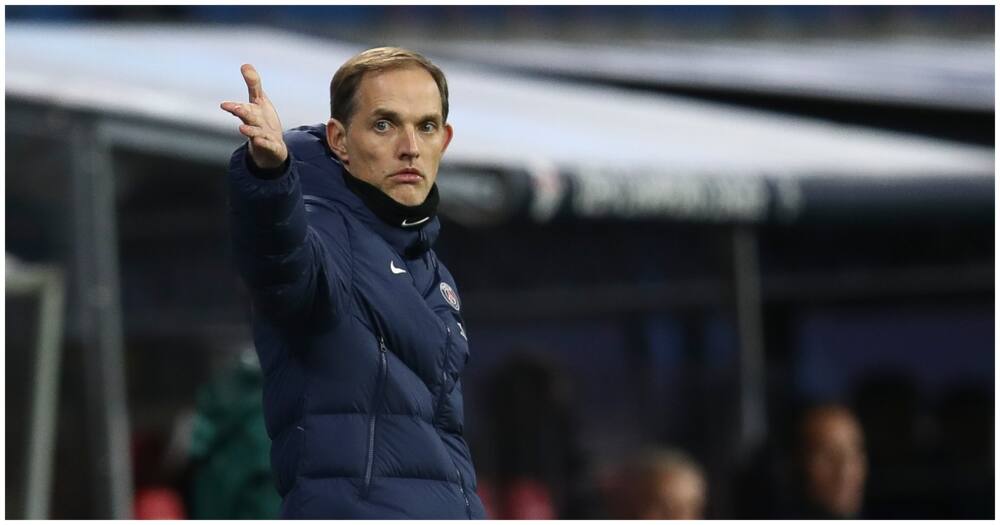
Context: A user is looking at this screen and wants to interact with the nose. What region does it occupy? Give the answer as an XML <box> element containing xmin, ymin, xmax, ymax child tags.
<box><xmin>397</xmin><ymin>126</ymin><xmax>420</xmax><ymax>160</ymax></box>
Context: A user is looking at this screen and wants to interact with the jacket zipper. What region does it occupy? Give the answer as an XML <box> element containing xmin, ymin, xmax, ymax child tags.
<box><xmin>363</xmin><ymin>335</ymin><xmax>389</xmax><ymax>497</ymax></box>
<box><xmin>442</xmin><ymin>326</ymin><xmax>472</xmax><ymax>518</ymax></box>
<box><xmin>455</xmin><ymin>467</ymin><xmax>472</xmax><ymax>518</ymax></box>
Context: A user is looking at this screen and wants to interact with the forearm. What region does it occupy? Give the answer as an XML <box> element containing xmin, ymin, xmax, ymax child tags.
<box><xmin>228</xmin><ymin>143</ymin><xmax>321</xmax><ymax>319</ymax></box>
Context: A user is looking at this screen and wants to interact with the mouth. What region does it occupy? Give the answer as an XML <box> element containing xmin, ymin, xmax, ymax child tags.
<box><xmin>389</xmin><ymin>168</ymin><xmax>424</xmax><ymax>184</ymax></box>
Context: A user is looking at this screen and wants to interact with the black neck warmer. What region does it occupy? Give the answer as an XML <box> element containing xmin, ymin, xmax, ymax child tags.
<box><xmin>341</xmin><ymin>170</ymin><xmax>439</xmax><ymax>230</ymax></box>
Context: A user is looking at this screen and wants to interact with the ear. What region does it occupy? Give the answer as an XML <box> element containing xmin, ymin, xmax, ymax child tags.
<box><xmin>440</xmin><ymin>123</ymin><xmax>454</xmax><ymax>155</ymax></box>
<box><xmin>325</xmin><ymin>118</ymin><xmax>350</xmax><ymax>165</ymax></box>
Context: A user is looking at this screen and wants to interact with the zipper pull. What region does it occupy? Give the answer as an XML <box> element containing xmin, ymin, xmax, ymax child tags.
<box><xmin>378</xmin><ymin>336</ymin><xmax>388</xmax><ymax>353</ymax></box>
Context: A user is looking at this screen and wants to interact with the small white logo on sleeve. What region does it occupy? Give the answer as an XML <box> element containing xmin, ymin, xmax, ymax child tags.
<box><xmin>390</xmin><ymin>260</ymin><xmax>407</xmax><ymax>274</ymax></box>
<box><xmin>440</xmin><ymin>282</ymin><xmax>461</xmax><ymax>311</ymax></box>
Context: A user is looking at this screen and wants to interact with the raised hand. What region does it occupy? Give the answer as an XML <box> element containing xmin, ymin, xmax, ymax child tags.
<box><xmin>220</xmin><ymin>64</ymin><xmax>288</xmax><ymax>170</ymax></box>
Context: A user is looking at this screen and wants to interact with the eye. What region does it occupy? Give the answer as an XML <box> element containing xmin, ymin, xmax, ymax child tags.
<box><xmin>420</xmin><ymin>122</ymin><xmax>437</xmax><ymax>133</ymax></box>
<box><xmin>373</xmin><ymin>120</ymin><xmax>391</xmax><ymax>133</ymax></box>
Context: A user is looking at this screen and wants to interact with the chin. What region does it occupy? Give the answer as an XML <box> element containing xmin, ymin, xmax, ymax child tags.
<box><xmin>389</xmin><ymin>187</ymin><xmax>428</xmax><ymax>206</ymax></box>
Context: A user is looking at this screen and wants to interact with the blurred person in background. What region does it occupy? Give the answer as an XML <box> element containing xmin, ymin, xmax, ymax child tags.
<box><xmin>187</xmin><ymin>348</ymin><xmax>280</xmax><ymax>519</ymax></box>
<box><xmin>219</xmin><ymin>47</ymin><xmax>485</xmax><ymax>518</ymax></box>
<box><xmin>794</xmin><ymin>404</ymin><xmax>868</xmax><ymax>519</ymax></box>
<box><xmin>606</xmin><ymin>447</ymin><xmax>708</xmax><ymax>520</ymax></box>
<box><xmin>479</xmin><ymin>354</ymin><xmax>592</xmax><ymax>518</ymax></box>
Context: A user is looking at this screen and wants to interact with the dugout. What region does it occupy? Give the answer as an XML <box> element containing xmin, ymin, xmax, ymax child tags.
<box><xmin>6</xmin><ymin>23</ymin><xmax>993</xmax><ymax>518</ymax></box>
<box><xmin>412</xmin><ymin>35</ymin><xmax>995</xmax><ymax>145</ymax></box>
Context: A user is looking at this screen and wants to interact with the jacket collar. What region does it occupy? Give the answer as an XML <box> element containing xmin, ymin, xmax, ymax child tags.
<box><xmin>297</xmin><ymin>125</ymin><xmax>440</xmax><ymax>260</ymax></box>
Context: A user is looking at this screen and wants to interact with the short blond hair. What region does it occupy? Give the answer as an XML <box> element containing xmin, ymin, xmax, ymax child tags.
<box><xmin>329</xmin><ymin>46</ymin><xmax>449</xmax><ymax>127</ymax></box>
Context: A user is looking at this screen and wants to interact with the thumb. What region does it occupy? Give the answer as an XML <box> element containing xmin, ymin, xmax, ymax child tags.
<box><xmin>241</xmin><ymin>63</ymin><xmax>263</xmax><ymax>102</ymax></box>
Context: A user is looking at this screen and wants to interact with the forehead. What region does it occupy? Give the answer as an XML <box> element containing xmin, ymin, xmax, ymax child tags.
<box><xmin>806</xmin><ymin>412</ymin><xmax>862</xmax><ymax>446</ymax></box>
<box><xmin>354</xmin><ymin>65</ymin><xmax>442</xmax><ymax>117</ymax></box>
<box><xmin>659</xmin><ymin>467</ymin><xmax>702</xmax><ymax>488</ymax></box>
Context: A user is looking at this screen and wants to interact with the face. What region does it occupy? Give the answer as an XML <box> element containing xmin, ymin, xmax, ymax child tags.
<box><xmin>327</xmin><ymin>65</ymin><xmax>453</xmax><ymax>206</ymax></box>
<box><xmin>802</xmin><ymin>409</ymin><xmax>868</xmax><ymax>518</ymax></box>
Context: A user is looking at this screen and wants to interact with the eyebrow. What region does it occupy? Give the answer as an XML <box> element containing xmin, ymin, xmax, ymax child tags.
<box><xmin>371</xmin><ymin>108</ymin><xmax>442</xmax><ymax>123</ymax></box>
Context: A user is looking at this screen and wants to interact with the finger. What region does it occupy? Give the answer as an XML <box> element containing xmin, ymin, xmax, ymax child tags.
<box><xmin>220</xmin><ymin>101</ymin><xmax>245</xmax><ymax>118</ymax></box>
<box><xmin>239</xmin><ymin>124</ymin><xmax>267</xmax><ymax>139</ymax></box>
<box><xmin>241</xmin><ymin>63</ymin><xmax>264</xmax><ymax>102</ymax></box>
<box><xmin>222</xmin><ymin>102</ymin><xmax>262</xmax><ymax>126</ymax></box>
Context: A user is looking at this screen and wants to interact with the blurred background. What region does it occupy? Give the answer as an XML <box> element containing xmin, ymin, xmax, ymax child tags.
<box><xmin>5</xmin><ymin>4</ymin><xmax>994</xmax><ymax>520</ymax></box>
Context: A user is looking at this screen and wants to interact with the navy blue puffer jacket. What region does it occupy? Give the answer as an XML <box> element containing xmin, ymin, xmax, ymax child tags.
<box><xmin>227</xmin><ymin>124</ymin><xmax>486</xmax><ymax>519</ymax></box>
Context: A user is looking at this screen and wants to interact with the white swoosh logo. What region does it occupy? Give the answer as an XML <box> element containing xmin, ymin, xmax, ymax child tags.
<box><xmin>390</xmin><ymin>260</ymin><xmax>407</xmax><ymax>274</ymax></box>
<box><xmin>401</xmin><ymin>216</ymin><xmax>430</xmax><ymax>227</ymax></box>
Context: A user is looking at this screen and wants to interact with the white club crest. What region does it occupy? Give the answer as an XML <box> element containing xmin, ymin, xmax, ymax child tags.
<box><xmin>439</xmin><ymin>282</ymin><xmax>460</xmax><ymax>312</ymax></box>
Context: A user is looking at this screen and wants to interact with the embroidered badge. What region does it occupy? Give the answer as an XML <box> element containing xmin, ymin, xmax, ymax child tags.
<box><xmin>440</xmin><ymin>282</ymin><xmax>461</xmax><ymax>312</ymax></box>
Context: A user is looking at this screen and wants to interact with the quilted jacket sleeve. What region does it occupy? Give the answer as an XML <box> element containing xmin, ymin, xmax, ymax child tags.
<box><xmin>227</xmin><ymin>143</ymin><xmax>335</xmax><ymax>325</ymax></box>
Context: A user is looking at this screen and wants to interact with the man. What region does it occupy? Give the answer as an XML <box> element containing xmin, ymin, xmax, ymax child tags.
<box><xmin>795</xmin><ymin>404</ymin><xmax>868</xmax><ymax>519</ymax></box>
<box><xmin>219</xmin><ymin>47</ymin><xmax>486</xmax><ymax>518</ymax></box>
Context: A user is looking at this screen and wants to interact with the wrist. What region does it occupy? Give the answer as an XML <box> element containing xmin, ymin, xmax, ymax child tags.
<box><xmin>246</xmin><ymin>152</ymin><xmax>290</xmax><ymax>180</ymax></box>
